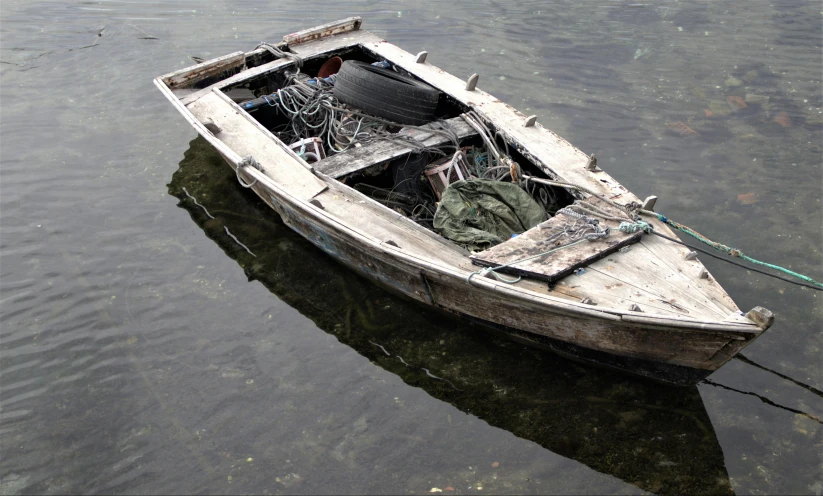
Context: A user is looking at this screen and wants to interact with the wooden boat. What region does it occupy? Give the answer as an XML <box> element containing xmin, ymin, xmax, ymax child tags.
<box><xmin>154</xmin><ymin>17</ymin><xmax>774</xmax><ymax>385</ymax></box>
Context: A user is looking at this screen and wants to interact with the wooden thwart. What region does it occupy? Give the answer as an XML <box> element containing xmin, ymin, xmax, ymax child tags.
<box><xmin>470</xmin><ymin>198</ymin><xmax>641</xmax><ymax>283</ymax></box>
<box><xmin>313</xmin><ymin>117</ymin><xmax>476</xmax><ymax>179</ymax></box>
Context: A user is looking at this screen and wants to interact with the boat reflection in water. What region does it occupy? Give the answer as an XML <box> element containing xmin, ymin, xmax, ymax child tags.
<box><xmin>168</xmin><ymin>136</ymin><xmax>733</xmax><ymax>495</ymax></box>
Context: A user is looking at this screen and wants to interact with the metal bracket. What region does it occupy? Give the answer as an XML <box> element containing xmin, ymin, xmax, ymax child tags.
<box><xmin>465</xmin><ymin>73</ymin><xmax>479</xmax><ymax>91</ymax></box>
<box><xmin>415</xmin><ymin>51</ymin><xmax>428</xmax><ymax>63</ymax></box>
<box><xmin>584</xmin><ymin>153</ymin><xmax>598</xmax><ymax>171</ymax></box>
<box><xmin>684</xmin><ymin>250</ymin><xmax>699</xmax><ymax>261</ymax></box>
<box><xmin>524</xmin><ymin>115</ymin><xmax>537</xmax><ymax>127</ymax></box>
<box><xmin>629</xmin><ymin>303</ymin><xmax>642</xmax><ymax>312</ymax></box>
<box><xmin>642</xmin><ymin>195</ymin><xmax>658</xmax><ymax>211</ymax></box>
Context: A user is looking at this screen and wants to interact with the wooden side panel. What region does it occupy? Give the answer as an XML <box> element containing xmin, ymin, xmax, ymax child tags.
<box><xmin>162</xmin><ymin>51</ymin><xmax>245</xmax><ymax>89</ymax></box>
<box><xmin>427</xmin><ymin>276</ymin><xmax>733</xmax><ymax>370</ymax></box>
<box><xmin>187</xmin><ymin>92</ymin><xmax>327</xmax><ymax>199</ymax></box>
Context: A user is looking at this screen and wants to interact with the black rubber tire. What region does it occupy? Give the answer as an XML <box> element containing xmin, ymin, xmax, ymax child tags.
<box><xmin>333</xmin><ymin>61</ymin><xmax>440</xmax><ymax>125</ymax></box>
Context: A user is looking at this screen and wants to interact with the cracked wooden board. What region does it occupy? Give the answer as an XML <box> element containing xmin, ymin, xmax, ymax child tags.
<box><xmin>470</xmin><ymin>198</ymin><xmax>641</xmax><ymax>283</ymax></box>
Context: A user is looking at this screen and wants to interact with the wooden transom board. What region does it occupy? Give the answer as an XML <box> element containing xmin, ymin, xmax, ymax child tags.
<box><xmin>470</xmin><ymin>198</ymin><xmax>642</xmax><ymax>283</ymax></box>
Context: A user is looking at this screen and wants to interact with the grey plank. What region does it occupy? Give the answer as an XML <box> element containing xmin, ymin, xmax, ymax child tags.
<box><xmin>470</xmin><ymin>198</ymin><xmax>642</xmax><ymax>283</ymax></box>
<box><xmin>314</xmin><ymin>117</ymin><xmax>476</xmax><ymax>179</ymax></box>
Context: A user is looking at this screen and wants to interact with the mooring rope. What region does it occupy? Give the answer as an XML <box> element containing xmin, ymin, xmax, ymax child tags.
<box><xmin>640</xmin><ymin>210</ymin><xmax>823</xmax><ymax>290</ymax></box>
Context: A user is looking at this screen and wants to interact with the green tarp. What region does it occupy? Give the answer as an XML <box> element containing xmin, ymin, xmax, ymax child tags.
<box><xmin>433</xmin><ymin>179</ymin><xmax>547</xmax><ymax>252</ymax></box>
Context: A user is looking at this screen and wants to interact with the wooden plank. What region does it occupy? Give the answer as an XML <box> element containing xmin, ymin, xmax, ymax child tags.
<box><xmin>636</xmin><ymin>222</ymin><xmax>740</xmax><ymax>314</ymax></box>
<box><xmin>211</xmin><ymin>89</ymin><xmax>316</xmax><ymax>174</ymax></box>
<box><xmin>283</xmin><ymin>17</ymin><xmax>362</xmax><ymax>46</ymax></box>
<box><xmin>621</xmin><ymin>314</ymin><xmax>759</xmax><ymax>334</ymax></box>
<box><xmin>584</xmin><ymin>243</ymin><xmax>730</xmax><ymax>319</ymax></box>
<box><xmin>470</xmin><ymin>198</ymin><xmax>641</xmax><ymax>283</ymax></box>
<box><xmin>187</xmin><ymin>92</ymin><xmax>327</xmax><ymax>199</ymax></box>
<box><xmin>313</xmin><ymin>117</ymin><xmax>476</xmax><ymax>179</ymax></box>
<box><xmin>551</xmin><ymin>271</ymin><xmax>688</xmax><ymax>317</ymax></box>
<box><xmin>162</xmin><ymin>51</ymin><xmax>245</xmax><ymax>89</ymax></box>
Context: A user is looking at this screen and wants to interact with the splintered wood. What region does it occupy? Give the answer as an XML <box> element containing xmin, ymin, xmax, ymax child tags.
<box><xmin>470</xmin><ymin>197</ymin><xmax>642</xmax><ymax>283</ymax></box>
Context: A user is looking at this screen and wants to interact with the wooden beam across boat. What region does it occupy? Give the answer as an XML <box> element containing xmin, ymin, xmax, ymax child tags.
<box><xmin>313</xmin><ymin>117</ymin><xmax>476</xmax><ymax>179</ymax></box>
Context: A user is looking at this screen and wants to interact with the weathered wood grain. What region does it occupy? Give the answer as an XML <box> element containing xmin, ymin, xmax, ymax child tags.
<box><xmin>162</xmin><ymin>51</ymin><xmax>245</xmax><ymax>89</ymax></box>
<box><xmin>187</xmin><ymin>92</ymin><xmax>327</xmax><ymax>199</ymax></box>
<box><xmin>471</xmin><ymin>198</ymin><xmax>641</xmax><ymax>283</ymax></box>
<box><xmin>313</xmin><ymin>117</ymin><xmax>476</xmax><ymax>178</ymax></box>
<box><xmin>283</xmin><ymin>17</ymin><xmax>362</xmax><ymax>46</ymax></box>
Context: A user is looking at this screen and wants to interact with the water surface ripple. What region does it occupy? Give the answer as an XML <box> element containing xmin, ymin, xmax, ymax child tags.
<box><xmin>1</xmin><ymin>1</ymin><xmax>821</xmax><ymax>495</ymax></box>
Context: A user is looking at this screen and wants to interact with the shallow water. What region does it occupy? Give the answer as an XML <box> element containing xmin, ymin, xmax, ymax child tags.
<box><xmin>1</xmin><ymin>1</ymin><xmax>821</xmax><ymax>495</ymax></box>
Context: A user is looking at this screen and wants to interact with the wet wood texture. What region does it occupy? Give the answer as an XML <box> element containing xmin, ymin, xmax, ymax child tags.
<box><xmin>471</xmin><ymin>198</ymin><xmax>642</xmax><ymax>283</ymax></box>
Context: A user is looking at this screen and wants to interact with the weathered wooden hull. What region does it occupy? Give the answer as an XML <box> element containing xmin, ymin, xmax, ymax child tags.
<box><xmin>155</xmin><ymin>18</ymin><xmax>770</xmax><ymax>385</ymax></box>
<box><xmin>203</xmin><ymin>147</ymin><xmax>757</xmax><ymax>385</ymax></box>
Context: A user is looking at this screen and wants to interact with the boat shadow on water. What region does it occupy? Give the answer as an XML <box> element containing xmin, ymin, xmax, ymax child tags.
<box><xmin>168</xmin><ymin>136</ymin><xmax>735</xmax><ymax>495</ymax></box>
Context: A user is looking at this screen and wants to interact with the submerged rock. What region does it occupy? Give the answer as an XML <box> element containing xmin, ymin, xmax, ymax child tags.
<box><xmin>708</xmin><ymin>100</ymin><xmax>733</xmax><ymax>117</ymax></box>
<box><xmin>773</xmin><ymin>111</ymin><xmax>793</xmax><ymax>128</ymax></box>
<box><xmin>725</xmin><ymin>77</ymin><xmax>742</xmax><ymax>87</ymax></box>
<box><xmin>742</xmin><ymin>70</ymin><xmax>759</xmax><ymax>83</ymax></box>
<box><xmin>727</xmin><ymin>96</ymin><xmax>747</xmax><ymax>111</ymax></box>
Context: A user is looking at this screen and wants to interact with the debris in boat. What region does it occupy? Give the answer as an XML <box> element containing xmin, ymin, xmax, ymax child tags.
<box><xmin>726</xmin><ymin>96</ymin><xmax>747</xmax><ymax>111</ymax></box>
<box><xmin>491</xmin><ymin>462</ymin><xmax>500</xmax><ymax>468</ymax></box>
<box><xmin>433</xmin><ymin>179</ymin><xmax>546</xmax><ymax>252</ymax></box>
<box><xmin>430</xmin><ymin>489</ymin><xmax>442</xmax><ymax>493</ymax></box>
<box><xmin>704</xmin><ymin>109</ymin><xmax>714</xmax><ymax>117</ymax></box>
<box><xmin>737</xmin><ymin>192</ymin><xmax>760</xmax><ymax>205</ymax></box>
<box><xmin>773</xmin><ymin>111</ymin><xmax>793</xmax><ymax>128</ymax></box>
<box><xmin>665</xmin><ymin>122</ymin><xmax>699</xmax><ymax>137</ymax></box>
<box><xmin>318</xmin><ymin>56</ymin><xmax>343</xmax><ymax>78</ymax></box>
<box><xmin>574</xmin><ymin>268</ymin><xmax>587</xmax><ymax>275</ymax></box>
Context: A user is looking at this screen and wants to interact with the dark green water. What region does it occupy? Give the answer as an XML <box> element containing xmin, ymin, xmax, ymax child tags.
<box><xmin>1</xmin><ymin>2</ymin><xmax>821</xmax><ymax>494</ymax></box>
